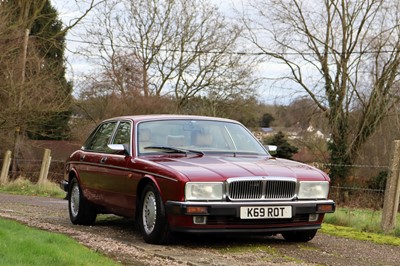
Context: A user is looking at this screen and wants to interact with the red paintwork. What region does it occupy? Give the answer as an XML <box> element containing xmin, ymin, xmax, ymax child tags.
<box><xmin>66</xmin><ymin>115</ymin><xmax>333</xmax><ymax>233</ymax></box>
<box><xmin>149</xmin><ymin>156</ymin><xmax>329</xmax><ymax>182</ymax></box>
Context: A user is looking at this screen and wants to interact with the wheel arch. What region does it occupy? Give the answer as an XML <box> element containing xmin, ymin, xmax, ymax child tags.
<box><xmin>135</xmin><ymin>175</ymin><xmax>163</xmax><ymax>218</ymax></box>
<box><xmin>136</xmin><ymin>175</ymin><xmax>172</xmax><ymax>244</ymax></box>
<box><xmin>68</xmin><ymin>168</ymin><xmax>80</xmax><ymax>182</ymax></box>
<box><xmin>65</xmin><ymin>169</ymin><xmax>79</xmax><ymax>199</ymax></box>
<box><xmin>68</xmin><ymin>173</ymin><xmax>97</xmax><ymax>225</ymax></box>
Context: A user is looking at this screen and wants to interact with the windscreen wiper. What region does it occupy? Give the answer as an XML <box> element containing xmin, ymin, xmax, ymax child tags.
<box><xmin>144</xmin><ymin>146</ymin><xmax>204</xmax><ymax>156</ymax></box>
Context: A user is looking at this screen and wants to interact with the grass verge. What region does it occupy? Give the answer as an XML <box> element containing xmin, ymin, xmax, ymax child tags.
<box><xmin>323</xmin><ymin>207</ymin><xmax>400</xmax><ymax>237</ymax></box>
<box><xmin>0</xmin><ymin>218</ymin><xmax>120</xmax><ymax>266</ymax></box>
<box><xmin>0</xmin><ymin>177</ymin><xmax>66</xmax><ymax>198</ymax></box>
<box><xmin>321</xmin><ymin>223</ymin><xmax>400</xmax><ymax>246</ymax></box>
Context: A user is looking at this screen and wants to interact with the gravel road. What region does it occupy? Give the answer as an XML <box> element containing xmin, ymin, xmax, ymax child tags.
<box><xmin>0</xmin><ymin>192</ymin><xmax>399</xmax><ymax>266</ymax></box>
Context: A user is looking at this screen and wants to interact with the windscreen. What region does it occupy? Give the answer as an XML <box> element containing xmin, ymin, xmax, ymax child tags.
<box><xmin>137</xmin><ymin>119</ymin><xmax>268</xmax><ymax>155</ymax></box>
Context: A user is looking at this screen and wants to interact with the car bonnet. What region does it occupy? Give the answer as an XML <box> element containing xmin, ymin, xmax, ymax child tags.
<box><xmin>150</xmin><ymin>156</ymin><xmax>328</xmax><ymax>182</ymax></box>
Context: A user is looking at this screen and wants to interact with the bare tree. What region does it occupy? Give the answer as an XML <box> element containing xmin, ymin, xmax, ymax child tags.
<box><xmin>0</xmin><ymin>0</ymin><xmax>103</xmax><ymax>176</ymax></box>
<box><xmin>80</xmin><ymin>0</ymin><xmax>259</xmax><ymax>112</ymax></box>
<box><xmin>246</xmin><ymin>0</ymin><xmax>400</xmax><ymax>183</ymax></box>
<box><xmin>0</xmin><ymin>0</ymin><xmax>101</xmax><ymax>132</ymax></box>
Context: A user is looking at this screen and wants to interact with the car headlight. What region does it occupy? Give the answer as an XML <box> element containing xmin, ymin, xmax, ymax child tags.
<box><xmin>185</xmin><ymin>182</ymin><xmax>224</xmax><ymax>201</ymax></box>
<box><xmin>298</xmin><ymin>181</ymin><xmax>329</xmax><ymax>199</ymax></box>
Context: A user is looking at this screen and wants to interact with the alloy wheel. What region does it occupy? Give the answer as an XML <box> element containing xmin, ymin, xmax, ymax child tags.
<box><xmin>142</xmin><ymin>190</ymin><xmax>157</xmax><ymax>235</ymax></box>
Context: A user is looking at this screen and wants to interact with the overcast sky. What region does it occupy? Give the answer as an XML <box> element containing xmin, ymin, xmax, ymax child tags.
<box><xmin>50</xmin><ymin>0</ymin><xmax>297</xmax><ymax>104</ymax></box>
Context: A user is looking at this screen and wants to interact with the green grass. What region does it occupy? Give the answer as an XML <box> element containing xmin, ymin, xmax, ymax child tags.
<box><xmin>0</xmin><ymin>218</ymin><xmax>120</xmax><ymax>266</ymax></box>
<box><xmin>0</xmin><ymin>177</ymin><xmax>66</xmax><ymax>198</ymax></box>
<box><xmin>321</xmin><ymin>223</ymin><xmax>400</xmax><ymax>246</ymax></box>
<box><xmin>323</xmin><ymin>207</ymin><xmax>400</xmax><ymax>237</ymax></box>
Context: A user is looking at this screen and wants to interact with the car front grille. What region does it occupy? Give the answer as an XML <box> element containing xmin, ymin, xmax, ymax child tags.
<box><xmin>226</xmin><ymin>177</ymin><xmax>297</xmax><ymax>201</ymax></box>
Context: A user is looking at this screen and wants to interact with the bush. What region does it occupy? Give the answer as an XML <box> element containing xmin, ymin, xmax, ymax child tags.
<box><xmin>368</xmin><ymin>170</ymin><xmax>387</xmax><ymax>190</ymax></box>
<box><xmin>263</xmin><ymin>131</ymin><xmax>298</xmax><ymax>159</ymax></box>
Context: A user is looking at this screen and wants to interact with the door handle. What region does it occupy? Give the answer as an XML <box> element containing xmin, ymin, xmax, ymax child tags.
<box><xmin>100</xmin><ymin>157</ymin><xmax>107</xmax><ymax>164</ymax></box>
<box><xmin>80</xmin><ymin>155</ymin><xmax>85</xmax><ymax>161</ymax></box>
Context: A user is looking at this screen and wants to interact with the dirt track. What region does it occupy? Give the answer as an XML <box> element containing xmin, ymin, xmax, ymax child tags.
<box><xmin>0</xmin><ymin>192</ymin><xmax>399</xmax><ymax>266</ymax></box>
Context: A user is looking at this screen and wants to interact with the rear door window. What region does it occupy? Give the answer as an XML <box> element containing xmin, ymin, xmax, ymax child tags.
<box><xmin>84</xmin><ymin>122</ymin><xmax>117</xmax><ymax>152</ymax></box>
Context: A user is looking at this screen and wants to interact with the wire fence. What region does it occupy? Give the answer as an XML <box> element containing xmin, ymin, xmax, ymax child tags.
<box><xmin>0</xmin><ymin>157</ymin><xmax>398</xmax><ymax>212</ymax></box>
<box><xmin>312</xmin><ymin>162</ymin><xmax>390</xmax><ymax>210</ymax></box>
<box><xmin>329</xmin><ymin>186</ymin><xmax>385</xmax><ymax>210</ymax></box>
<box><xmin>0</xmin><ymin>158</ymin><xmax>65</xmax><ymax>183</ymax></box>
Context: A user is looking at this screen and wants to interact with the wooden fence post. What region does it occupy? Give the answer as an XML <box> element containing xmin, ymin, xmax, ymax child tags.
<box><xmin>381</xmin><ymin>140</ymin><xmax>400</xmax><ymax>233</ymax></box>
<box><xmin>0</xmin><ymin>150</ymin><xmax>12</xmax><ymax>184</ymax></box>
<box><xmin>38</xmin><ymin>149</ymin><xmax>51</xmax><ymax>185</ymax></box>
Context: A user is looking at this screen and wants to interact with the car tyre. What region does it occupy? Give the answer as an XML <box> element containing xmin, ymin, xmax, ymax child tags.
<box><xmin>68</xmin><ymin>177</ymin><xmax>97</xmax><ymax>225</ymax></box>
<box><xmin>138</xmin><ymin>183</ymin><xmax>171</xmax><ymax>244</ymax></box>
<box><xmin>281</xmin><ymin>229</ymin><xmax>318</xmax><ymax>242</ymax></box>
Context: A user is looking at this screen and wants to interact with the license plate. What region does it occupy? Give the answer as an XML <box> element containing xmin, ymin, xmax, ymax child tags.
<box><xmin>240</xmin><ymin>206</ymin><xmax>292</xmax><ymax>219</ymax></box>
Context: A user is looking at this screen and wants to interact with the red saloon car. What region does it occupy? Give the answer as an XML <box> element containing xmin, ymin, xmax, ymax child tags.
<box><xmin>62</xmin><ymin>115</ymin><xmax>335</xmax><ymax>244</ymax></box>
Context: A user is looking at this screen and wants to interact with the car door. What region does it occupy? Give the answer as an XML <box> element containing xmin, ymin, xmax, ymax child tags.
<box><xmin>100</xmin><ymin>120</ymin><xmax>137</xmax><ymax>216</ymax></box>
<box><xmin>77</xmin><ymin>121</ymin><xmax>118</xmax><ymax>205</ymax></box>
<box><xmin>80</xmin><ymin>120</ymin><xmax>137</xmax><ymax>216</ymax></box>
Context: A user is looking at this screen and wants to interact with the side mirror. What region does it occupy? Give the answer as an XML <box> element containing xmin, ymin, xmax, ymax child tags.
<box><xmin>265</xmin><ymin>145</ymin><xmax>277</xmax><ymax>155</ymax></box>
<box><xmin>108</xmin><ymin>144</ymin><xmax>130</xmax><ymax>155</ymax></box>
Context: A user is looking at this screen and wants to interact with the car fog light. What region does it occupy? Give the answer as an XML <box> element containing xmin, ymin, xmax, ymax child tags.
<box><xmin>309</xmin><ymin>214</ymin><xmax>319</xmax><ymax>222</ymax></box>
<box><xmin>193</xmin><ymin>216</ymin><xmax>207</xmax><ymax>225</ymax></box>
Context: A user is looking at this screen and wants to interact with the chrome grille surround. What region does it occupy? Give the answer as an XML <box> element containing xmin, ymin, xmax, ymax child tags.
<box><xmin>226</xmin><ymin>177</ymin><xmax>297</xmax><ymax>201</ymax></box>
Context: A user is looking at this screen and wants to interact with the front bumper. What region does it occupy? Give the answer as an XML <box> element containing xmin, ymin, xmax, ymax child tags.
<box><xmin>165</xmin><ymin>199</ymin><xmax>335</xmax><ymax>233</ymax></box>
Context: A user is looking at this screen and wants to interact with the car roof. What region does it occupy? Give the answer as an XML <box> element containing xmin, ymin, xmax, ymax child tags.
<box><xmin>102</xmin><ymin>114</ymin><xmax>240</xmax><ymax>124</ymax></box>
